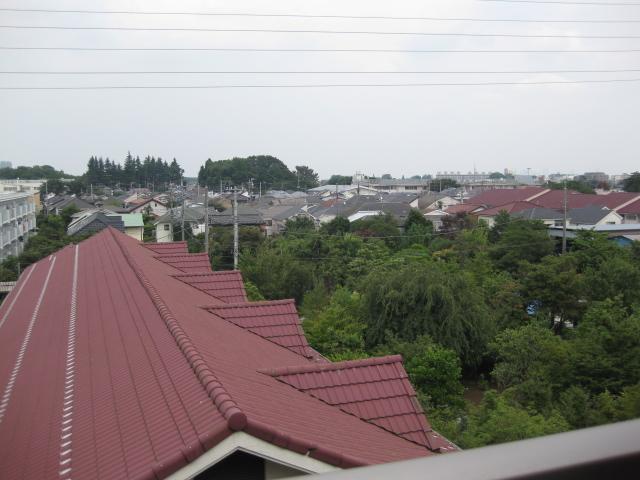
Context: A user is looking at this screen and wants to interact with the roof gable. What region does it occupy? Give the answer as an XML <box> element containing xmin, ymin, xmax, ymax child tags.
<box><xmin>154</xmin><ymin>252</ymin><xmax>212</xmax><ymax>273</ymax></box>
<box><xmin>143</xmin><ymin>241</ymin><xmax>189</xmax><ymax>255</ymax></box>
<box><xmin>174</xmin><ymin>271</ymin><xmax>248</xmax><ymax>303</ymax></box>
<box><xmin>204</xmin><ymin>300</ymin><xmax>316</xmax><ymax>359</ymax></box>
<box><xmin>262</xmin><ymin>356</ymin><xmax>456</xmax><ymax>453</ymax></box>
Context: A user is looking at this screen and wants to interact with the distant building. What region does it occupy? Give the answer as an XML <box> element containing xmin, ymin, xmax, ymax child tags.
<box><xmin>0</xmin><ymin>192</ymin><xmax>37</xmax><ymax>261</ymax></box>
<box><xmin>435</xmin><ymin>172</ymin><xmax>491</xmax><ymax>184</ymax></box>
<box><xmin>580</xmin><ymin>172</ymin><xmax>610</xmax><ymax>184</ymax></box>
<box><xmin>368</xmin><ymin>178</ymin><xmax>433</xmax><ymax>192</ymax></box>
<box><xmin>0</xmin><ymin>161</ymin><xmax>12</xmax><ymax>169</ymax></box>
<box><xmin>0</xmin><ymin>179</ymin><xmax>45</xmax><ymax>194</ymax></box>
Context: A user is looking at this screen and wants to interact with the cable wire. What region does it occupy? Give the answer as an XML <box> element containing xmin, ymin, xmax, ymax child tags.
<box><xmin>1</xmin><ymin>7</ymin><xmax>638</xmax><ymax>23</ymax></box>
<box><xmin>1</xmin><ymin>25</ymin><xmax>639</xmax><ymax>39</ymax></box>
<box><xmin>2</xmin><ymin>68</ymin><xmax>640</xmax><ymax>75</ymax></box>
<box><xmin>1</xmin><ymin>78</ymin><xmax>639</xmax><ymax>90</ymax></box>
<box><xmin>3</xmin><ymin>46</ymin><xmax>639</xmax><ymax>54</ymax></box>
<box><xmin>480</xmin><ymin>0</ymin><xmax>640</xmax><ymax>5</ymax></box>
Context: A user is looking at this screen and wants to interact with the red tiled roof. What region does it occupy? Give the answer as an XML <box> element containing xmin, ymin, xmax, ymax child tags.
<box><xmin>142</xmin><ymin>241</ymin><xmax>189</xmax><ymax>255</ymax></box>
<box><xmin>0</xmin><ymin>229</ymin><xmax>451</xmax><ymax>479</ymax></box>
<box><xmin>154</xmin><ymin>252</ymin><xmax>212</xmax><ymax>273</ymax></box>
<box><xmin>444</xmin><ymin>203</ymin><xmax>484</xmax><ymax>215</ymax></box>
<box><xmin>468</xmin><ymin>187</ymin><xmax>548</xmax><ymax>208</ymax></box>
<box><xmin>204</xmin><ymin>300</ymin><xmax>316</xmax><ymax>359</ymax></box>
<box><xmin>174</xmin><ymin>271</ymin><xmax>248</xmax><ymax>303</ymax></box>
<box><xmin>476</xmin><ymin>200</ymin><xmax>544</xmax><ymax>217</ymax></box>
<box><xmin>619</xmin><ymin>198</ymin><xmax>640</xmax><ymax>215</ymax></box>
<box><xmin>532</xmin><ymin>190</ymin><xmax>640</xmax><ymax>211</ymax></box>
<box><xmin>262</xmin><ymin>356</ymin><xmax>456</xmax><ymax>452</ymax></box>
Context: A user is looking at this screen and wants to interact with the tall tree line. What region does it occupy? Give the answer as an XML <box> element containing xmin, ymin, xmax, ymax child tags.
<box><xmin>85</xmin><ymin>152</ymin><xmax>184</xmax><ymax>190</ymax></box>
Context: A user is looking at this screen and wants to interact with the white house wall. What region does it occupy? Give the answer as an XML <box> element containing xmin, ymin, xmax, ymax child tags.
<box><xmin>166</xmin><ymin>431</ymin><xmax>337</xmax><ymax>480</ymax></box>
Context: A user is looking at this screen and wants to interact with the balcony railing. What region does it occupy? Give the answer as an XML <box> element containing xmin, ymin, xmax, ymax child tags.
<box><xmin>295</xmin><ymin>419</ymin><xmax>640</xmax><ymax>480</ymax></box>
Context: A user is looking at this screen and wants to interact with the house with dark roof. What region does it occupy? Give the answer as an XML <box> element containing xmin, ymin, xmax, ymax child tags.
<box><xmin>566</xmin><ymin>206</ymin><xmax>622</xmax><ymax>227</ymax></box>
<box><xmin>45</xmin><ymin>195</ymin><xmax>95</xmax><ymax>215</ymax></box>
<box><xmin>209</xmin><ymin>206</ymin><xmax>265</xmax><ymax>229</ymax></box>
<box><xmin>0</xmin><ymin>229</ymin><xmax>455</xmax><ymax>479</ymax></box>
<box><xmin>66</xmin><ymin>210</ymin><xmax>125</xmax><ymax>236</ymax></box>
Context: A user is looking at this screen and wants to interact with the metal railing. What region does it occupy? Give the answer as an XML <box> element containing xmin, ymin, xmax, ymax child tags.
<box><xmin>295</xmin><ymin>420</ymin><xmax>640</xmax><ymax>480</ymax></box>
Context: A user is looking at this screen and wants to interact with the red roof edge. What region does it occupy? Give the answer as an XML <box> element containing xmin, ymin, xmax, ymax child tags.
<box><xmin>109</xmin><ymin>228</ymin><xmax>247</xmax><ymax>430</ymax></box>
<box><xmin>142</xmin><ymin>241</ymin><xmax>188</xmax><ymax>249</ymax></box>
<box><xmin>207</xmin><ymin>299</ymin><xmax>296</xmax><ymax>310</ymax></box>
<box><xmin>150</xmin><ymin>424</ymin><xmax>232</xmax><ymax>479</ymax></box>
<box><xmin>244</xmin><ymin>418</ymin><xmax>367</xmax><ymax>469</ymax></box>
<box><xmin>260</xmin><ymin>354</ymin><xmax>404</xmax><ymax>377</ymax></box>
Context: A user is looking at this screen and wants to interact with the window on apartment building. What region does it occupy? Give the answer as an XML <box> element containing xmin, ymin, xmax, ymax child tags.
<box><xmin>163</xmin><ymin>224</ymin><xmax>170</xmax><ymax>231</ymax></box>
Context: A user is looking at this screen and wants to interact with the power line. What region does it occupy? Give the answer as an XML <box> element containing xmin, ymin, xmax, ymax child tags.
<box><xmin>3</xmin><ymin>46</ymin><xmax>639</xmax><ymax>54</ymax></box>
<box><xmin>1</xmin><ymin>78</ymin><xmax>638</xmax><ymax>90</ymax></box>
<box><xmin>2</xmin><ymin>68</ymin><xmax>640</xmax><ymax>75</ymax></box>
<box><xmin>480</xmin><ymin>0</ymin><xmax>640</xmax><ymax>5</ymax></box>
<box><xmin>1</xmin><ymin>7</ymin><xmax>638</xmax><ymax>23</ymax></box>
<box><xmin>1</xmin><ymin>25</ymin><xmax>639</xmax><ymax>39</ymax></box>
<box><xmin>0</xmin><ymin>68</ymin><xmax>640</xmax><ymax>75</ymax></box>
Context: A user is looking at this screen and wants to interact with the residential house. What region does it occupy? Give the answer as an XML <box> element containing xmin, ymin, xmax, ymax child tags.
<box><xmin>618</xmin><ymin>198</ymin><xmax>640</xmax><ymax>224</ymax></box>
<box><xmin>512</xmin><ymin>207</ymin><xmax>564</xmax><ymax>226</ymax></box>
<box><xmin>418</xmin><ymin>192</ymin><xmax>460</xmax><ymax>211</ymax></box>
<box><xmin>109</xmin><ymin>196</ymin><xmax>169</xmax><ymax>217</ymax></box>
<box><xmin>566</xmin><ymin>206</ymin><xmax>622</xmax><ymax>227</ymax></box>
<box><xmin>67</xmin><ymin>210</ymin><xmax>125</xmax><ymax>236</ymax></box>
<box><xmin>347</xmin><ymin>202</ymin><xmax>413</xmax><ymax>227</ymax></box>
<box><xmin>476</xmin><ymin>201</ymin><xmax>546</xmax><ymax>227</ymax></box>
<box><xmin>120</xmin><ymin>213</ymin><xmax>145</xmax><ymax>241</ymax></box>
<box><xmin>209</xmin><ymin>205</ymin><xmax>265</xmax><ymax>229</ymax></box>
<box><xmin>0</xmin><ymin>192</ymin><xmax>37</xmax><ymax>261</ymax></box>
<box><xmin>257</xmin><ymin>205</ymin><xmax>312</xmax><ymax>235</ymax></box>
<box><xmin>45</xmin><ymin>195</ymin><xmax>94</xmax><ymax>215</ymax></box>
<box><xmin>423</xmin><ymin>209</ymin><xmax>449</xmax><ymax>231</ymax></box>
<box><xmin>307</xmin><ymin>184</ymin><xmax>379</xmax><ymax>199</ymax></box>
<box><xmin>154</xmin><ymin>206</ymin><xmax>206</xmax><ymax>243</ymax></box>
<box><xmin>0</xmin><ymin>229</ymin><xmax>455</xmax><ymax>479</ymax></box>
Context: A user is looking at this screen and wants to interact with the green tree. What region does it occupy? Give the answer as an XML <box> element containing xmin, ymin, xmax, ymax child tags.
<box><xmin>303</xmin><ymin>287</ymin><xmax>367</xmax><ymax>360</ymax></box>
<box><xmin>490</xmin><ymin>219</ymin><xmax>555</xmax><ymax>273</ymax></box>
<box><xmin>622</xmin><ymin>172</ymin><xmax>640</xmax><ymax>192</ymax></box>
<box><xmin>320</xmin><ymin>216</ymin><xmax>350</xmax><ymax>236</ymax></box>
<box><xmin>326</xmin><ymin>175</ymin><xmax>352</xmax><ymax>185</ymax></box>
<box><xmin>458</xmin><ymin>391</ymin><xmax>569</xmax><ymax>448</ymax></box>
<box><xmin>361</xmin><ymin>260</ymin><xmax>495</xmax><ymax>370</ymax></box>
<box><xmin>570</xmin><ymin>299</ymin><xmax>640</xmax><ymax>394</ymax></box>
<box><xmin>376</xmin><ymin>335</ymin><xmax>464</xmax><ymax>410</ymax></box>
<box><xmin>295</xmin><ymin>165</ymin><xmax>320</xmax><ymax>190</ymax></box>
<box><xmin>490</xmin><ymin>324</ymin><xmax>571</xmax><ymax>411</ymax></box>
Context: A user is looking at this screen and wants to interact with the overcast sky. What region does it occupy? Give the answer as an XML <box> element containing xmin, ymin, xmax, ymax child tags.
<box><xmin>1</xmin><ymin>0</ymin><xmax>639</xmax><ymax>179</ymax></box>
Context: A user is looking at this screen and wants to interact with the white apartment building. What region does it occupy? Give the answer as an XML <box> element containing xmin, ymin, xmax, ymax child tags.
<box><xmin>0</xmin><ymin>179</ymin><xmax>46</xmax><ymax>194</ymax></box>
<box><xmin>0</xmin><ymin>192</ymin><xmax>37</xmax><ymax>261</ymax></box>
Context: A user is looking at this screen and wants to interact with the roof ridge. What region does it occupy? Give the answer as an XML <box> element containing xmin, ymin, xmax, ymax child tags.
<box><xmin>108</xmin><ymin>228</ymin><xmax>247</xmax><ymax>431</ymax></box>
<box><xmin>142</xmin><ymin>240</ymin><xmax>188</xmax><ymax>248</ymax></box>
<box><xmin>207</xmin><ymin>299</ymin><xmax>296</xmax><ymax>310</ymax></box>
<box><xmin>174</xmin><ymin>271</ymin><xmax>242</xmax><ymax>278</ymax></box>
<box><xmin>261</xmin><ymin>355</ymin><xmax>403</xmax><ymax>377</ymax></box>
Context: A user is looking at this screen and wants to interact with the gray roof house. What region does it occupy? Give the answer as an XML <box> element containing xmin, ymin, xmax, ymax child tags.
<box><xmin>67</xmin><ymin>211</ymin><xmax>124</xmax><ymax>236</ymax></box>
<box><xmin>567</xmin><ymin>206</ymin><xmax>623</xmax><ymax>226</ymax></box>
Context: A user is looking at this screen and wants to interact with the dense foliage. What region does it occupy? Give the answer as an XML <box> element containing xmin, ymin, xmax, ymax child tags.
<box><xmin>198</xmin><ymin>156</ymin><xmax>319</xmax><ymax>192</ymax></box>
<box><xmin>0</xmin><ymin>207</ymin><xmax>85</xmax><ymax>282</ymax></box>
<box><xmin>199</xmin><ymin>210</ymin><xmax>640</xmax><ymax>449</ymax></box>
<box><xmin>0</xmin><ymin>164</ymin><xmax>72</xmax><ymax>180</ymax></box>
<box><xmin>85</xmin><ymin>153</ymin><xmax>184</xmax><ymax>189</ymax></box>
<box><xmin>547</xmin><ymin>180</ymin><xmax>596</xmax><ymax>194</ymax></box>
<box><xmin>623</xmin><ymin>172</ymin><xmax>640</xmax><ymax>192</ymax></box>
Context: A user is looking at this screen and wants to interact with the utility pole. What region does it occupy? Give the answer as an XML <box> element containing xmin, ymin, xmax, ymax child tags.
<box><xmin>562</xmin><ymin>179</ymin><xmax>568</xmax><ymax>254</ymax></box>
<box><xmin>204</xmin><ymin>185</ymin><xmax>209</xmax><ymax>255</ymax></box>
<box><xmin>233</xmin><ymin>187</ymin><xmax>239</xmax><ymax>270</ymax></box>
<box><xmin>181</xmin><ymin>193</ymin><xmax>185</xmax><ymax>242</ymax></box>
